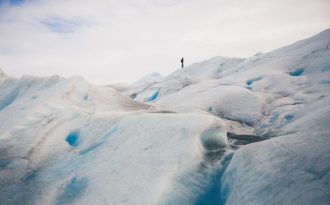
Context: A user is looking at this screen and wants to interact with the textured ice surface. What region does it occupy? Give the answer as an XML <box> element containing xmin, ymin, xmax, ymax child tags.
<box><xmin>222</xmin><ymin>106</ymin><xmax>330</xmax><ymax>205</ymax></box>
<box><xmin>0</xmin><ymin>29</ymin><xmax>330</xmax><ymax>205</ymax></box>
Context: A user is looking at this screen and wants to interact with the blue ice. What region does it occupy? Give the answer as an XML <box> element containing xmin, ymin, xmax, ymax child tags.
<box><xmin>289</xmin><ymin>68</ymin><xmax>304</xmax><ymax>76</ymax></box>
<box><xmin>195</xmin><ymin>154</ymin><xmax>233</xmax><ymax>205</ymax></box>
<box><xmin>284</xmin><ymin>115</ymin><xmax>294</xmax><ymax>122</ymax></box>
<box><xmin>219</xmin><ymin>155</ymin><xmax>236</xmax><ymax>205</ymax></box>
<box><xmin>56</xmin><ymin>176</ymin><xmax>88</xmax><ymax>205</ymax></box>
<box><xmin>22</xmin><ymin>170</ymin><xmax>38</xmax><ymax>182</ymax></box>
<box><xmin>66</xmin><ymin>131</ymin><xmax>80</xmax><ymax>147</ymax></box>
<box><xmin>246</xmin><ymin>85</ymin><xmax>253</xmax><ymax>90</ymax></box>
<box><xmin>0</xmin><ymin>89</ymin><xmax>19</xmax><ymax>111</ymax></box>
<box><xmin>148</xmin><ymin>90</ymin><xmax>159</xmax><ymax>102</ymax></box>
<box><xmin>79</xmin><ymin>127</ymin><xmax>118</xmax><ymax>155</ymax></box>
<box><xmin>0</xmin><ymin>159</ymin><xmax>11</xmax><ymax>169</ymax></box>
<box><xmin>246</xmin><ymin>76</ymin><xmax>262</xmax><ymax>86</ymax></box>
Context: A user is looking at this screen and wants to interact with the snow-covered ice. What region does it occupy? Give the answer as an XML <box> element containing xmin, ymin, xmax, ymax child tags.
<box><xmin>0</xmin><ymin>28</ymin><xmax>330</xmax><ymax>205</ymax></box>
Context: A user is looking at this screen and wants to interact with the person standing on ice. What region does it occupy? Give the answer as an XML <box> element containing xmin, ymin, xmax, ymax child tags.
<box><xmin>181</xmin><ymin>57</ymin><xmax>184</xmax><ymax>68</ymax></box>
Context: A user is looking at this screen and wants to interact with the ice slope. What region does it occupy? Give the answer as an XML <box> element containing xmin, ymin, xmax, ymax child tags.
<box><xmin>0</xmin><ymin>28</ymin><xmax>329</xmax><ymax>205</ymax></box>
<box><xmin>0</xmin><ymin>68</ymin><xmax>8</xmax><ymax>85</ymax></box>
<box><xmin>0</xmin><ymin>74</ymin><xmax>149</xmax><ymax>134</ymax></box>
<box><xmin>221</xmin><ymin>102</ymin><xmax>330</xmax><ymax>205</ymax></box>
<box><xmin>124</xmin><ymin>56</ymin><xmax>245</xmax><ymax>103</ymax></box>
<box><xmin>126</xmin><ymin>29</ymin><xmax>330</xmax><ymax>107</ymax></box>
<box><xmin>124</xmin><ymin>28</ymin><xmax>330</xmax><ymax>204</ymax></box>
<box><xmin>131</xmin><ymin>72</ymin><xmax>163</xmax><ymax>88</ymax></box>
<box><xmin>0</xmin><ymin>71</ymin><xmax>231</xmax><ymax>205</ymax></box>
<box><xmin>168</xmin><ymin>56</ymin><xmax>245</xmax><ymax>79</ymax></box>
<box><xmin>120</xmin><ymin>72</ymin><xmax>164</xmax><ymax>101</ymax></box>
<box><xmin>218</xmin><ymin>30</ymin><xmax>330</xmax><ymax>204</ymax></box>
<box><xmin>128</xmin><ymin>29</ymin><xmax>330</xmax><ymax>135</ymax></box>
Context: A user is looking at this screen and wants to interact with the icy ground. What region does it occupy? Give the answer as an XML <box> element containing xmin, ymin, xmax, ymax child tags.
<box><xmin>0</xmin><ymin>29</ymin><xmax>330</xmax><ymax>205</ymax></box>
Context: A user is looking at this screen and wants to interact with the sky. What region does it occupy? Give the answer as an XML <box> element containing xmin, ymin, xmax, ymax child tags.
<box><xmin>0</xmin><ymin>0</ymin><xmax>329</xmax><ymax>85</ymax></box>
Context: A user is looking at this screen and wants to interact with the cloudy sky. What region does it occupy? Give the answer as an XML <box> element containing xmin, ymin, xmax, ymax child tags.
<box><xmin>0</xmin><ymin>0</ymin><xmax>329</xmax><ymax>84</ymax></box>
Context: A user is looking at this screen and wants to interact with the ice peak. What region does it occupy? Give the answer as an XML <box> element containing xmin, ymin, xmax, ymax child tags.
<box><xmin>0</xmin><ymin>68</ymin><xmax>8</xmax><ymax>83</ymax></box>
<box><xmin>270</xmin><ymin>27</ymin><xmax>330</xmax><ymax>56</ymax></box>
<box><xmin>168</xmin><ymin>56</ymin><xmax>245</xmax><ymax>79</ymax></box>
<box><xmin>131</xmin><ymin>72</ymin><xmax>163</xmax><ymax>88</ymax></box>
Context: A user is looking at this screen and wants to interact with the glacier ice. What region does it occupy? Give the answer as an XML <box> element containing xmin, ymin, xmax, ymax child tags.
<box><xmin>0</xmin><ymin>29</ymin><xmax>330</xmax><ymax>205</ymax></box>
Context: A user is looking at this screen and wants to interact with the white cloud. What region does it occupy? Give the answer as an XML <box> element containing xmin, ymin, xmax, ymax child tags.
<box><xmin>0</xmin><ymin>0</ymin><xmax>329</xmax><ymax>84</ymax></box>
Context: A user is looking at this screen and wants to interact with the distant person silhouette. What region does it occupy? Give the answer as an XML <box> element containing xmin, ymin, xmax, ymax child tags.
<box><xmin>181</xmin><ymin>57</ymin><xmax>184</xmax><ymax>68</ymax></box>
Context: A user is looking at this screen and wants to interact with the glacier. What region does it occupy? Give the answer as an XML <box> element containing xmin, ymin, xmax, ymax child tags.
<box><xmin>0</xmin><ymin>28</ymin><xmax>330</xmax><ymax>205</ymax></box>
